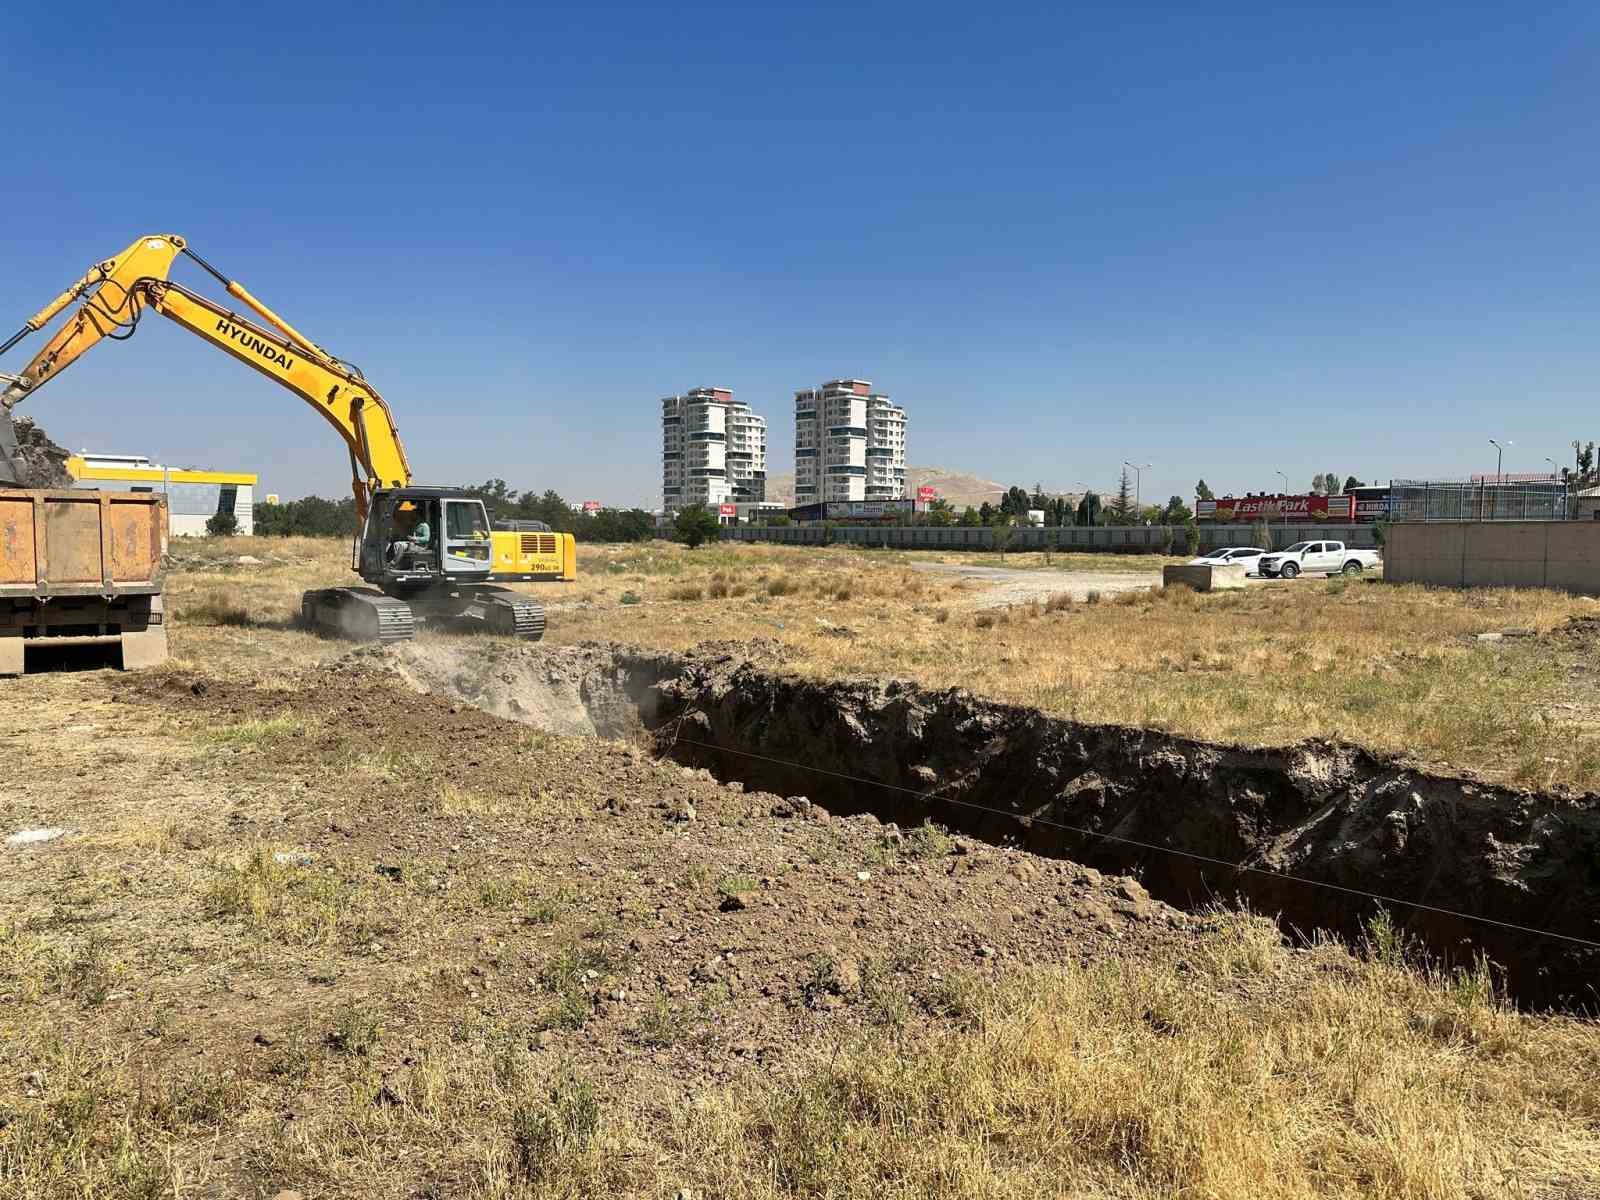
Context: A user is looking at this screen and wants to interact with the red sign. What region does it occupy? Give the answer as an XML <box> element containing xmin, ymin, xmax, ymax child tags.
<box><xmin>581</xmin><ymin>500</ymin><xmax>601</xmax><ymax>514</ymax></box>
<box><xmin>718</xmin><ymin>503</ymin><xmax>737</xmax><ymax>516</ymax></box>
<box><xmin>916</xmin><ymin>486</ymin><xmax>937</xmax><ymax>501</ymax></box>
<box><xmin>1196</xmin><ymin>495</ymin><xmax>1355</xmax><ymax>522</ymax></box>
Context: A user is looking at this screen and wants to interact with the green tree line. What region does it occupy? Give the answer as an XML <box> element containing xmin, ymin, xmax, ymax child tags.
<box><xmin>252</xmin><ymin>480</ymin><xmax>657</xmax><ymax>542</ymax></box>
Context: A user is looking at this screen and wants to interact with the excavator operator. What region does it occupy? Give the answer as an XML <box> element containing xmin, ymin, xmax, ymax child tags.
<box><xmin>386</xmin><ymin>499</ymin><xmax>438</xmax><ymax>570</ymax></box>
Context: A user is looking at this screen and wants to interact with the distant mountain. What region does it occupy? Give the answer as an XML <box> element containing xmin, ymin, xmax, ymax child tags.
<box><xmin>764</xmin><ymin>466</ymin><xmax>1071</xmax><ymax>509</ymax></box>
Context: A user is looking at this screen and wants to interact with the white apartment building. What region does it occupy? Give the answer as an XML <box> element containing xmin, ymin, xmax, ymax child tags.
<box><xmin>866</xmin><ymin>393</ymin><xmax>907</xmax><ymax>499</ymax></box>
<box><xmin>794</xmin><ymin>378</ymin><xmax>906</xmax><ymax>504</ymax></box>
<box><xmin>661</xmin><ymin>387</ymin><xmax>766</xmax><ymax>511</ymax></box>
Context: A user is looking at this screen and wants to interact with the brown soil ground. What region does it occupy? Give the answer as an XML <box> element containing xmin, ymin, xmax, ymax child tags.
<box><xmin>1</xmin><ymin>651</ymin><xmax>1195</xmax><ymax>1196</ymax></box>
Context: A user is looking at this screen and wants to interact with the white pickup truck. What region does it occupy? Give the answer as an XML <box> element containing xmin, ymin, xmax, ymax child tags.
<box><xmin>1257</xmin><ymin>540</ymin><xmax>1381</xmax><ymax>579</ymax></box>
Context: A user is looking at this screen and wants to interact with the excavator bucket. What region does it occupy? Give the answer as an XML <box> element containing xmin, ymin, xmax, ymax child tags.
<box><xmin>0</xmin><ymin>412</ymin><xmax>25</xmax><ymax>487</ymax></box>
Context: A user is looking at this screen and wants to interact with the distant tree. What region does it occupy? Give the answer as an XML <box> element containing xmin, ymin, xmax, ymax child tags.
<box><xmin>1047</xmin><ymin>496</ymin><xmax>1073</xmax><ymax>527</ymax></box>
<box><xmin>1342</xmin><ymin>475</ymin><xmax>1364</xmax><ymax>493</ymax></box>
<box><xmin>1310</xmin><ymin>473</ymin><xmax>1327</xmax><ymax>496</ymax></box>
<box><xmin>1184</xmin><ymin>519</ymin><xmax>1200</xmax><ymax>555</ymax></box>
<box><xmin>1030</xmin><ymin>483</ymin><xmax>1049</xmax><ymax>511</ymax></box>
<box><xmin>926</xmin><ymin>498</ymin><xmax>955</xmax><ymax>527</ymax></box>
<box><xmin>673</xmin><ymin>504</ymin><xmax>720</xmax><ymax>549</ymax></box>
<box><xmin>1161</xmin><ymin>495</ymin><xmax>1193</xmax><ymax>525</ymax></box>
<box><xmin>991</xmin><ymin>521</ymin><xmax>1015</xmax><ymax>557</ymax></box>
<box><xmin>205</xmin><ymin>511</ymin><xmax>239</xmax><ymax>537</ymax></box>
<box><xmin>958</xmin><ymin>506</ymin><xmax>982</xmax><ymax>527</ymax></box>
<box><xmin>1251</xmin><ymin>519</ymin><xmax>1274</xmax><ymax>550</ymax></box>
<box><xmin>998</xmin><ymin>485</ymin><xmax>1030</xmax><ymax>518</ymax></box>
<box><xmin>1581</xmin><ymin>442</ymin><xmax>1596</xmax><ymax>480</ymax></box>
<box><xmin>769</xmin><ymin>514</ymin><xmax>792</xmax><ymax>527</ymax></box>
<box><xmin>253</xmin><ymin>495</ymin><xmax>360</xmax><ymax>537</ymax></box>
<box><xmin>1076</xmin><ymin>491</ymin><xmax>1102</xmax><ymax>526</ymax></box>
<box><xmin>1108</xmin><ymin>467</ymin><xmax>1135</xmax><ymax>523</ymax></box>
<box><xmin>1195</xmin><ymin>479</ymin><xmax>1215</xmax><ymax>501</ymax></box>
<box><xmin>978</xmin><ymin>501</ymin><xmax>995</xmax><ymax>525</ymax></box>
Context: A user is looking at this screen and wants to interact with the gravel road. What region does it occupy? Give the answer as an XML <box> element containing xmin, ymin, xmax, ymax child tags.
<box><xmin>911</xmin><ymin>562</ymin><xmax>1164</xmax><ymax>608</ymax></box>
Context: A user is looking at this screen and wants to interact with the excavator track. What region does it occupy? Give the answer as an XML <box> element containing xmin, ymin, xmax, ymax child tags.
<box><xmin>471</xmin><ymin>587</ymin><xmax>546</xmax><ymax>640</ymax></box>
<box><xmin>493</xmin><ymin>595</ymin><xmax>546</xmax><ymax>640</ymax></box>
<box><xmin>301</xmin><ymin>588</ymin><xmax>415</xmax><ymax>642</ymax></box>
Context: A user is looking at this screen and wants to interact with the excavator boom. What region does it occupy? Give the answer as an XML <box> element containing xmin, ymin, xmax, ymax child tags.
<box><xmin>0</xmin><ymin>235</ymin><xmax>410</xmax><ymax>516</ymax></box>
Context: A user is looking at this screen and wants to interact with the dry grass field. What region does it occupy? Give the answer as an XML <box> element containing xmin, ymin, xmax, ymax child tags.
<box><xmin>4</xmin><ymin>534</ymin><xmax>1593</xmax><ymax>1197</ymax></box>
<box><xmin>172</xmin><ymin>536</ymin><xmax>1600</xmax><ymax>789</ymax></box>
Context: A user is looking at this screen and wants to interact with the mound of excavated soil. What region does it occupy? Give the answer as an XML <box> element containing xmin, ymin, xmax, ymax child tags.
<box><xmin>1</xmin><ymin>415</ymin><xmax>74</xmax><ymax>488</ymax></box>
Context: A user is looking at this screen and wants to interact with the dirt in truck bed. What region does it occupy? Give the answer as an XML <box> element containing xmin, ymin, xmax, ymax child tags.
<box><xmin>0</xmin><ymin>414</ymin><xmax>74</xmax><ymax>488</ymax></box>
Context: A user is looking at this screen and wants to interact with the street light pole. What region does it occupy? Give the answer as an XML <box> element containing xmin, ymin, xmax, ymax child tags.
<box><xmin>1489</xmin><ymin>438</ymin><xmax>1510</xmax><ymax>481</ymax></box>
<box><xmin>1074</xmin><ymin>481</ymin><xmax>1094</xmax><ymax>528</ymax></box>
<box><xmin>1123</xmin><ymin>460</ymin><xmax>1151</xmax><ymax>515</ymax></box>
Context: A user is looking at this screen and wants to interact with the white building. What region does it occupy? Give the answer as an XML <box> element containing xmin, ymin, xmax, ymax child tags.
<box><xmin>661</xmin><ymin>387</ymin><xmax>767</xmax><ymax>511</ymax></box>
<box><xmin>67</xmin><ymin>453</ymin><xmax>257</xmax><ymax>536</ymax></box>
<box><xmin>866</xmin><ymin>392</ymin><xmax>907</xmax><ymax>499</ymax></box>
<box><xmin>794</xmin><ymin>378</ymin><xmax>906</xmax><ymax>504</ymax></box>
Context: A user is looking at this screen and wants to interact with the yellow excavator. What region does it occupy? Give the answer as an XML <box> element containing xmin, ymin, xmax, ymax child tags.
<box><xmin>0</xmin><ymin>235</ymin><xmax>574</xmax><ymax>641</ymax></box>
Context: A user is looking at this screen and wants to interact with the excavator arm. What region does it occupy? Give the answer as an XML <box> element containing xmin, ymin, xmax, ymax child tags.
<box><xmin>0</xmin><ymin>235</ymin><xmax>411</xmax><ymax>517</ymax></box>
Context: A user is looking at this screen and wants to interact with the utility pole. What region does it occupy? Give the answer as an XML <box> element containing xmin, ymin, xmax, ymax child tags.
<box><xmin>1074</xmin><ymin>480</ymin><xmax>1094</xmax><ymax>528</ymax></box>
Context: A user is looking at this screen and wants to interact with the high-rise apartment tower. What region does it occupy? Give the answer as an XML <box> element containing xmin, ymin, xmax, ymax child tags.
<box><xmin>661</xmin><ymin>387</ymin><xmax>767</xmax><ymax>511</ymax></box>
<box><xmin>794</xmin><ymin>378</ymin><xmax>906</xmax><ymax>504</ymax></box>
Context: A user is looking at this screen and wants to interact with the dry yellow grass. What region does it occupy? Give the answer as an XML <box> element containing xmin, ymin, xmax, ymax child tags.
<box><xmin>163</xmin><ymin>536</ymin><xmax>1600</xmax><ymax>787</ymax></box>
<box><xmin>5</xmin><ymin>544</ymin><xmax>1599</xmax><ymax>1198</ymax></box>
<box><xmin>5</xmin><ymin>910</ymin><xmax>1597</xmax><ymax>1198</ymax></box>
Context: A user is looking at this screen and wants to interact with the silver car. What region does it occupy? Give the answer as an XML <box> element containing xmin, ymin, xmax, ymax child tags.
<box><xmin>1188</xmin><ymin>546</ymin><xmax>1265</xmax><ymax>574</ymax></box>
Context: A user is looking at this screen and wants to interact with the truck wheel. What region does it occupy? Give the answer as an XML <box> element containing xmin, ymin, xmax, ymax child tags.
<box><xmin>1280</xmin><ymin>562</ymin><xmax>1299</xmax><ymax>579</ymax></box>
<box><xmin>1342</xmin><ymin>561</ymin><xmax>1363</xmax><ymax>576</ymax></box>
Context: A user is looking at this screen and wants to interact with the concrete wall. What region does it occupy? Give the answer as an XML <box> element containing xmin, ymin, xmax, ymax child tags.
<box><xmin>725</xmin><ymin>522</ymin><xmax>1380</xmax><ymax>553</ymax></box>
<box><xmin>1385</xmin><ymin>521</ymin><xmax>1600</xmax><ymax>594</ymax></box>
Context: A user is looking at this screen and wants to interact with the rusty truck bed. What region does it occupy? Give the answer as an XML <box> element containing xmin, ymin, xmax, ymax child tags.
<box><xmin>0</xmin><ymin>489</ymin><xmax>169</xmax><ymax>674</ymax></box>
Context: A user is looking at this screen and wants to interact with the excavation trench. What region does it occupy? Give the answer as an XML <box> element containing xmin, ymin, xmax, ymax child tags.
<box><xmin>387</xmin><ymin>641</ymin><xmax>1600</xmax><ymax>1008</ymax></box>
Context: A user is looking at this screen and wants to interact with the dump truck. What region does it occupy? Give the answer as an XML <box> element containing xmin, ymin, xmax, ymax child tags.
<box><xmin>0</xmin><ymin>487</ymin><xmax>168</xmax><ymax>675</ymax></box>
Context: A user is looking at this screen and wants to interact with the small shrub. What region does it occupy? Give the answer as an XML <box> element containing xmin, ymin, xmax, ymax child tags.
<box><xmin>973</xmin><ymin>612</ymin><xmax>998</xmax><ymax>630</ymax></box>
<box><xmin>1084</xmin><ymin>589</ymin><xmax>1102</xmax><ymax>605</ymax></box>
<box><xmin>619</xmin><ymin>591</ymin><xmax>641</xmax><ymax>606</ymax></box>
<box><xmin>668</xmin><ymin>582</ymin><xmax>704</xmax><ymax>601</ymax></box>
<box><xmin>707</xmin><ymin>573</ymin><xmax>731</xmax><ymax>598</ymax></box>
<box><xmin>635</xmin><ymin>997</ymin><xmax>691</xmax><ymax>1047</ymax></box>
<box><xmin>933</xmin><ymin>607</ymin><xmax>950</xmax><ymax>624</ymax></box>
<box><xmin>902</xmin><ymin>820</ymin><xmax>953</xmax><ymax>859</ymax></box>
<box><xmin>509</xmin><ymin>1070</ymin><xmax>599</xmax><ymax>1184</ymax></box>
<box><xmin>767</xmin><ymin>576</ymin><xmax>796</xmax><ymax>597</ymax></box>
<box><xmin>205</xmin><ymin>511</ymin><xmax>239</xmax><ymax>537</ymax></box>
<box><xmin>326</xmin><ymin>1004</ymin><xmax>383</xmax><ymax>1055</ymax></box>
<box><xmin>1044</xmin><ymin>592</ymin><xmax>1073</xmax><ymax>613</ymax></box>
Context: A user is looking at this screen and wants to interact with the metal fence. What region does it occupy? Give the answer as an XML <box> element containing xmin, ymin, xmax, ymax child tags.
<box><xmin>723</xmin><ymin>522</ymin><xmax>1381</xmax><ymax>552</ymax></box>
<box><xmin>1389</xmin><ymin>479</ymin><xmax>1570</xmax><ymax>522</ymax></box>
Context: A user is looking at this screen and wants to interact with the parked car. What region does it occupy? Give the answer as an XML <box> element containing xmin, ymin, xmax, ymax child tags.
<box><xmin>1257</xmin><ymin>541</ymin><xmax>1381</xmax><ymax>579</ymax></box>
<box><xmin>1189</xmin><ymin>546</ymin><xmax>1266</xmax><ymax>573</ymax></box>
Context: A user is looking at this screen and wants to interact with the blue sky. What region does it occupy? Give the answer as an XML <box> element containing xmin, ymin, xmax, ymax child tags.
<box><xmin>9</xmin><ymin>1</ymin><xmax>1600</xmax><ymax>507</ymax></box>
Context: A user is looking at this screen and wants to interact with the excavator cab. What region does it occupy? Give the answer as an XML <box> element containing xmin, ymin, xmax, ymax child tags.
<box><xmin>358</xmin><ymin>488</ymin><xmax>494</xmax><ymax>591</ymax></box>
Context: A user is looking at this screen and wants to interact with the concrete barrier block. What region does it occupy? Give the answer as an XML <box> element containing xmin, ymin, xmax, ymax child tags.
<box><xmin>1163</xmin><ymin>563</ymin><xmax>1247</xmax><ymax>592</ymax></box>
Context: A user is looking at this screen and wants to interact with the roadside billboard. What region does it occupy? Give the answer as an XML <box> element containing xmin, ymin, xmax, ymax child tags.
<box><xmin>1196</xmin><ymin>495</ymin><xmax>1356</xmax><ymax>522</ymax></box>
<box><xmin>718</xmin><ymin>503</ymin><xmax>737</xmax><ymax>517</ymax></box>
<box><xmin>916</xmin><ymin>486</ymin><xmax>937</xmax><ymax>501</ymax></box>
